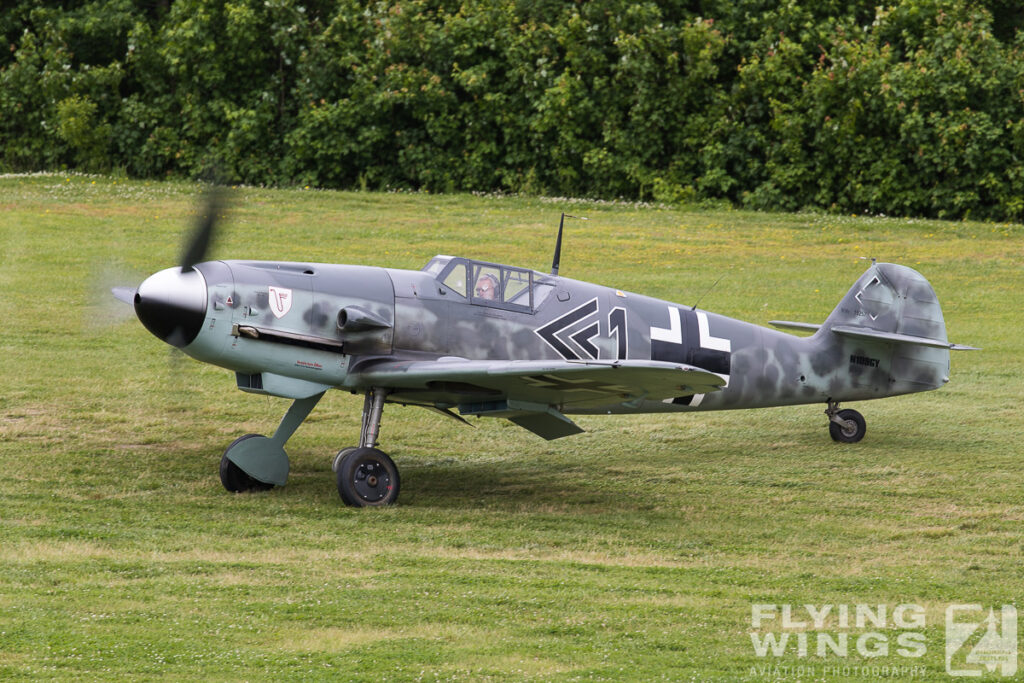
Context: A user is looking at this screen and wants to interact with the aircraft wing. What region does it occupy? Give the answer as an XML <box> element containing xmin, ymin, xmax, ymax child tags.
<box><xmin>347</xmin><ymin>357</ymin><xmax>726</xmax><ymax>440</ymax></box>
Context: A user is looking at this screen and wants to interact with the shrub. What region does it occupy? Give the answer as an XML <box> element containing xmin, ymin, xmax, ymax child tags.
<box><xmin>2</xmin><ymin>0</ymin><xmax>1022</xmax><ymax>220</ymax></box>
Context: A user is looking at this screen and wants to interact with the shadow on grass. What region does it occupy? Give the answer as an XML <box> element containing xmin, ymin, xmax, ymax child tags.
<box><xmin>283</xmin><ymin>447</ymin><xmax>662</xmax><ymax>511</ymax></box>
<box><xmin>393</xmin><ymin>453</ymin><xmax>688</xmax><ymax>512</ymax></box>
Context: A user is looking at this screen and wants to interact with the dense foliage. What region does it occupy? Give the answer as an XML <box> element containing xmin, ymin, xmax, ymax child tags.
<box><xmin>2</xmin><ymin>0</ymin><xmax>1023</xmax><ymax>220</ymax></box>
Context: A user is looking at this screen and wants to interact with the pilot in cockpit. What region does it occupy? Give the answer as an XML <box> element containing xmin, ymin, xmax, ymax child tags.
<box><xmin>474</xmin><ymin>273</ymin><xmax>500</xmax><ymax>301</ymax></box>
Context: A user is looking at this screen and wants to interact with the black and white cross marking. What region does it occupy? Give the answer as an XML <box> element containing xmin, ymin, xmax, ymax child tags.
<box><xmin>649</xmin><ymin>306</ymin><xmax>731</xmax><ymax>407</ymax></box>
<box><xmin>522</xmin><ymin>374</ymin><xmax>632</xmax><ymax>395</ymax></box>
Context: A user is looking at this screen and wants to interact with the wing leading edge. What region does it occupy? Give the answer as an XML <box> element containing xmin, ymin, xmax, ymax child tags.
<box><xmin>348</xmin><ymin>358</ymin><xmax>727</xmax><ymax>439</ymax></box>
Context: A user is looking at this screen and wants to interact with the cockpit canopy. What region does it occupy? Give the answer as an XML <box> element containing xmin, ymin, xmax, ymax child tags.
<box><xmin>422</xmin><ymin>255</ymin><xmax>553</xmax><ymax>312</ymax></box>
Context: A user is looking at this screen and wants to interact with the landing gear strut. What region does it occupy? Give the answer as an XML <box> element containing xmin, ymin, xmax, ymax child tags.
<box><xmin>825</xmin><ymin>400</ymin><xmax>866</xmax><ymax>443</ymax></box>
<box><xmin>335</xmin><ymin>388</ymin><xmax>400</xmax><ymax>507</ymax></box>
<box><xmin>217</xmin><ymin>387</ymin><xmax>399</xmax><ymax>506</ymax></box>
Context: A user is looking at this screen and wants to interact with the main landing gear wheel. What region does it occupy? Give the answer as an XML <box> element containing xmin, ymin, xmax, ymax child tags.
<box><xmin>827</xmin><ymin>407</ymin><xmax>866</xmax><ymax>443</ymax></box>
<box><xmin>335</xmin><ymin>447</ymin><xmax>400</xmax><ymax>507</ymax></box>
<box><xmin>331</xmin><ymin>447</ymin><xmax>358</xmax><ymax>473</ymax></box>
<box><xmin>219</xmin><ymin>434</ymin><xmax>275</xmax><ymax>492</ymax></box>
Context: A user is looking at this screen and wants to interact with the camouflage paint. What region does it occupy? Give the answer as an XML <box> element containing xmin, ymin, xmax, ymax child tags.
<box><xmin>184</xmin><ymin>258</ymin><xmax>954</xmax><ymax>419</ymax></box>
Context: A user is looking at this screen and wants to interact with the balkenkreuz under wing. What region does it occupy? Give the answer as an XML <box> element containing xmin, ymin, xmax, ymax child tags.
<box><xmin>347</xmin><ymin>358</ymin><xmax>726</xmax><ymax>409</ymax></box>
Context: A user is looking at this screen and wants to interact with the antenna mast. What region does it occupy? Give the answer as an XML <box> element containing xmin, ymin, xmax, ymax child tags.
<box><xmin>691</xmin><ymin>273</ymin><xmax>727</xmax><ymax>311</ymax></box>
<box><xmin>551</xmin><ymin>213</ymin><xmax>587</xmax><ymax>276</ymax></box>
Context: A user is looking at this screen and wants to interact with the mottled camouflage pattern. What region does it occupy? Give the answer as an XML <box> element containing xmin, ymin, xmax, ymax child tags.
<box><xmin>185</xmin><ymin>258</ymin><xmax>953</xmax><ymax>420</ymax></box>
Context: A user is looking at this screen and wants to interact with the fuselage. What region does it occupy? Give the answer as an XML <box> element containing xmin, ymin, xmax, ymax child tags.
<box><xmin>134</xmin><ymin>256</ymin><xmax>949</xmax><ymax>415</ymax></box>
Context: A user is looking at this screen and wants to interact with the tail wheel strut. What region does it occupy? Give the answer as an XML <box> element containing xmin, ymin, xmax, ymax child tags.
<box><xmin>825</xmin><ymin>400</ymin><xmax>866</xmax><ymax>443</ymax></box>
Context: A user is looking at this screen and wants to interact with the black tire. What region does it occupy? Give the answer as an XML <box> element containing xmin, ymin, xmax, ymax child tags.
<box><xmin>331</xmin><ymin>446</ymin><xmax>358</xmax><ymax>473</ymax></box>
<box><xmin>336</xmin><ymin>447</ymin><xmax>400</xmax><ymax>507</ymax></box>
<box><xmin>829</xmin><ymin>409</ymin><xmax>866</xmax><ymax>443</ymax></box>
<box><xmin>219</xmin><ymin>434</ymin><xmax>275</xmax><ymax>492</ymax></box>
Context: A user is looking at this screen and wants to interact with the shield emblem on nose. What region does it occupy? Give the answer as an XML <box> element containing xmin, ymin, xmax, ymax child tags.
<box><xmin>268</xmin><ymin>286</ymin><xmax>292</xmax><ymax>319</ymax></box>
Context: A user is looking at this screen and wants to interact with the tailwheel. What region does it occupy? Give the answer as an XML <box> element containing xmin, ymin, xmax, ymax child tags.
<box><xmin>219</xmin><ymin>434</ymin><xmax>275</xmax><ymax>492</ymax></box>
<box><xmin>826</xmin><ymin>404</ymin><xmax>866</xmax><ymax>443</ymax></box>
<box><xmin>336</xmin><ymin>447</ymin><xmax>400</xmax><ymax>507</ymax></box>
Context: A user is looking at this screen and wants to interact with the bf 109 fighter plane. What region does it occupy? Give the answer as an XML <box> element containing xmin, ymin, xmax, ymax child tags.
<box><xmin>114</xmin><ymin>198</ymin><xmax>975</xmax><ymax>506</ymax></box>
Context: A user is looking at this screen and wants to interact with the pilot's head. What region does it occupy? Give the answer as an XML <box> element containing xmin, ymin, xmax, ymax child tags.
<box><xmin>475</xmin><ymin>273</ymin><xmax>498</xmax><ymax>300</ymax></box>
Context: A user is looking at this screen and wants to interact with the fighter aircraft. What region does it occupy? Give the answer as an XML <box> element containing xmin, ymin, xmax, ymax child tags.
<box><xmin>114</xmin><ymin>195</ymin><xmax>975</xmax><ymax>506</ymax></box>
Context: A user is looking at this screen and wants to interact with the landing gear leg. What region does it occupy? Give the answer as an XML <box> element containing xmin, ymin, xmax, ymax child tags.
<box><xmin>331</xmin><ymin>391</ymin><xmax>380</xmax><ymax>472</ymax></box>
<box><xmin>825</xmin><ymin>400</ymin><xmax>866</xmax><ymax>443</ymax></box>
<box><xmin>219</xmin><ymin>391</ymin><xmax>326</xmax><ymax>492</ymax></box>
<box><xmin>335</xmin><ymin>387</ymin><xmax>400</xmax><ymax>507</ymax></box>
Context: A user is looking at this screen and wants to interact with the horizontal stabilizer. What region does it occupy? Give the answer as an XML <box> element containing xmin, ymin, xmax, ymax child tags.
<box><xmin>831</xmin><ymin>325</ymin><xmax>977</xmax><ymax>350</ymax></box>
<box><xmin>769</xmin><ymin>320</ymin><xmax>821</xmax><ymax>333</ymax></box>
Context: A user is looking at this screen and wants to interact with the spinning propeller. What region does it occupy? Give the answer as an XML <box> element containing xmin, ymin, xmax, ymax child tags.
<box><xmin>112</xmin><ymin>186</ymin><xmax>225</xmax><ymax>348</ymax></box>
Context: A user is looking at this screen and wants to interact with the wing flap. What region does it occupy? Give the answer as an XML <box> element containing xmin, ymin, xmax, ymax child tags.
<box><xmin>452</xmin><ymin>397</ymin><xmax>584</xmax><ymax>440</ymax></box>
<box><xmin>510</xmin><ymin>411</ymin><xmax>585</xmax><ymax>440</ymax></box>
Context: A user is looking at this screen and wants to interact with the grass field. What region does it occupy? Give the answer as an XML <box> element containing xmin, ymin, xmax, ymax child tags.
<box><xmin>1</xmin><ymin>174</ymin><xmax>1022</xmax><ymax>681</ymax></box>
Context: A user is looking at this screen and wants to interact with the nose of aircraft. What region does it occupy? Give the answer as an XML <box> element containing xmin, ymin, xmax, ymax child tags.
<box><xmin>134</xmin><ymin>266</ymin><xmax>208</xmax><ymax>348</ymax></box>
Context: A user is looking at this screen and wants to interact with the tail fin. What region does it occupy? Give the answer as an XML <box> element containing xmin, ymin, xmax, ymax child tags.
<box><xmin>820</xmin><ymin>263</ymin><xmax>948</xmax><ymax>340</ymax></box>
<box><xmin>817</xmin><ymin>263</ymin><xmax>955</xmax><ymax>394</ymax></box>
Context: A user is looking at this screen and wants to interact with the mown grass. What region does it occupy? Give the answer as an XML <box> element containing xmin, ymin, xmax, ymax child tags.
<box><xmin>1</xmin><ymin>174</ymin><xmax>1022</xmax><ymax>681</ymax></box>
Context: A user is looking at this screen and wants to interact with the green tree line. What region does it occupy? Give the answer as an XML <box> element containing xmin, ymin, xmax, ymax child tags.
<box><xmin>3</xmin><ymin>0</ymin><xmax>1024</xmax><ymax>220</ymax></box>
